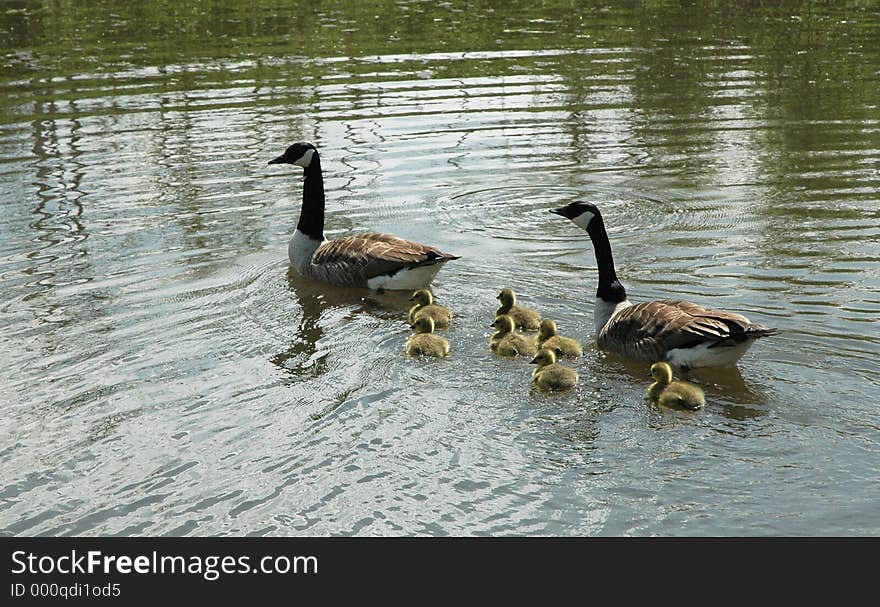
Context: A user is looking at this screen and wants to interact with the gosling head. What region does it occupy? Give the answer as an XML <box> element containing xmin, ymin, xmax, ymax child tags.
<box><xmin>409</xmin><ymin>289</ymin><xmax>433</xmax><ymax>305</ymax></box>
<box><xmin>268</xmin><ymin>141</ymin><xmax>319</xmax><ymax>168</ymax></box>
<box><xmin>497</xmin><ymin>288</ymin><xmax>516</xmax><ymax>306</ymax></box>
<box><xmin>491</xmin><ymin>314</ymin><xmax>516</xmax><ymax>335</ymax></box>
<box><xmin>538</xmin><ymin>319</ymin><xmax>558</xmax><ymax>341</ymax></box>
<box><xmin>529</xmin><ymin>348</ymin><xmax>558</xmax><ymax>367</ymax></box>
<box><xmin>412</xmin><ymin>316</ymin><xmax>436</xmax><ymax>334</ymax></box>
<box><xmin>549</xmin><ymin>201</ymin><xmax>602</xmax><ymax>231</ymax></box>
<box><xmin>650</xmin><ymin>362</ymin><xmax>674</xmax><ymax>385</ymax></box>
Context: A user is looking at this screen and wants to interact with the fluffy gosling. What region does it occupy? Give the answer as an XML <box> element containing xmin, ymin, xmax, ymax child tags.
<box><xmin>408</xmin><ymin>289</ymin><xmax>453</xmax><ymax>329</ymax></box>
<box><xmin>537</xmin><ymin>319</ymin><xmax>583</xmax><ymax>358</ymax></box>
<box><xmin>495</xmin><ymin>288</ymin><xmax>541</xmax><ymax>331</ymax></box>
<box><xmin>407</xmin><ymin>316</ymin><xmax>450</xmax><ymax>358</ymax></box>
<box><xmin>490</xmin><ymin>314</ymin><xmax>538</xmax><ymax>357</ymax></box>
<box><xmin>647</xmin><ymin>362</ymin><xmax>705</xmax><ymax>410</ymax></box>
<box><xmin>530</xmin><ymin>348</ymin><xmax>579</xmax><ymax>392</ymax></box>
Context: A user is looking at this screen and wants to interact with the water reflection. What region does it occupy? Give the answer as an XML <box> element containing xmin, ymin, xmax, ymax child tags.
<box><xmin>271</xmin><ymin>266</ymin><xmax>412</xmax><ymax>377</ymax></box>
<box><xmin>269</xmin><ymin>268</ymin><xmax>333</xmax><ymax>377</ymax></box>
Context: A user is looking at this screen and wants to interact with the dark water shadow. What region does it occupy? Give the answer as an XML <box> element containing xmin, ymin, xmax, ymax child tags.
<box><xmin>595</xmin><ymin>351</ymin><xmax>770</xmax><ymax>420</ymax></box>
<box><xmin>269</xmin><ymin>266</ymin><xmax>412</xmax><ymax>377</ymax></box>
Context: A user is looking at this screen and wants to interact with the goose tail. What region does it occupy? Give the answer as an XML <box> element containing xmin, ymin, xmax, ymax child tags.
<box><xmin>415</xmin><ymin>251</ymin><xmax>460</xmax><ymax>268</ymax></box>
<box><xmin>748</xmin><ymin>325</ymin><xmax>780</xmax><ymax>339</ymax></box>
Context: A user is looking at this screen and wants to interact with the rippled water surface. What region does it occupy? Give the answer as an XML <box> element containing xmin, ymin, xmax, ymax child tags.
<box><xmin>2</xmin><ymin>1</ymin><xmax>879</xmax><ymax>536</ymax></box>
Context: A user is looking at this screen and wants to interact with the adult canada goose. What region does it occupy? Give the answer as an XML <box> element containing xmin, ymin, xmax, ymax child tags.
<box><xmin>407</xmin><ymin>317</ymin><xmax>450</xmax><ymax>358</ymax></box>
<box><xmin>268</xmin><ymin>142</ymin><xmax>459</xmax><ymax>290</ymax></box>
<box><xmin>537</xmin><ymin>319</ymin><xmax>583</xmax><ymax>358</ymax></box>
<box><xmin>530</xmin><ymin>348</ymin><xmax>579</xmax><ymax>392</ymax></box>
<box><xmin>549</xmin><ymin>201</ymin><xmax>779</xmax><ymax>369</ymax></box>
<box><xmin>408</xmin><ymin>289</ymin><xmax>453</xmax><ymax>328</ymax></box>
<box><xmin>495</xmin><ymin>288</ymin><xmax>541</xmax><ymax>331</ymax></box>
<box><xmin>647</xmin><ymin>362</ymin><xmax>705</xmax><ymax>410</ymax></box>
<box><xmin>490</xmin><ymin>314</ymin><xmax>538</xmax><ymax>357</ymax></box>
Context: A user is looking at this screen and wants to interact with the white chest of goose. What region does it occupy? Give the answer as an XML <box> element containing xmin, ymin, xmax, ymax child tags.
<box><xmin>268</xmin><ymin>142</ymin><xmax>459</xmax><ymax>290</ymax></box>
<box><xmin>549</xmin><ymin>201</ymin><xmax>778</xmax><ymax>369</ymax></box>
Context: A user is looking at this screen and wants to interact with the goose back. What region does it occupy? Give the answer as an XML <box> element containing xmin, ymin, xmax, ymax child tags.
<box><xmin>599</xmin><ymin>299</ymin><xmax>778</xmax><ymax>364</ymax></box>
<box><xmin>299</xmin><ymin>232</ymin><xmax>458</xmax><ymax>289</ymax></box>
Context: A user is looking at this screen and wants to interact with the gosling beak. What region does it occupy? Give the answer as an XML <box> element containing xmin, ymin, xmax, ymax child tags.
<box><xmin>268</xmin><ymin>155</ymin><xmax>286</xmax><ymax>165</ymax></box>
<box><xmin>549</xmin><ymin>207</ymin><xmax>566</xmax><ymax>216</ymax></box>
<box><xmin>528</xmin><ymin>357</ymin><xmax>538</xmax><ymax>364</ymax></box>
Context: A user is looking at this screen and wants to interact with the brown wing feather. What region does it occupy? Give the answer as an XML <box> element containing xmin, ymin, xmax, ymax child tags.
<box><xmin>599</xmin><ymin>299</ymin><xmax>771</xmax><ymax>360</ymax></box>
<box><xmin>312</xmin><ymin>233</ymin><xmax>458</xmax><ymax>280</ymax></box>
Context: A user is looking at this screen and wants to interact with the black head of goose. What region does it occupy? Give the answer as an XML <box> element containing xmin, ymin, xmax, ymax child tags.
<box><xmin>549</xmin><ymin>201</ymin><xmax>779</xmax><ymax>369</ymax></box>
<box><xmin>268</xmin><ymin>142</ymin><xmax>459</xmax><ymax>290</ymax></box>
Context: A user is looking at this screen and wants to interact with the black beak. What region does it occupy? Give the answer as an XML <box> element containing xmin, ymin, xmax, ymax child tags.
<box><xmin>549</xmin><ymin>207</ymin><xmax>566</xmax><ymax>217</ymax></box>
<box><xmin>268</xmin><ymin>155</ymin><xmax>286</xmax><ymax>165</ymax></box>
<box><xmin>529</xmin><ymin>358</ymin><xmax>538</xmax><ymax>364</ymax></box>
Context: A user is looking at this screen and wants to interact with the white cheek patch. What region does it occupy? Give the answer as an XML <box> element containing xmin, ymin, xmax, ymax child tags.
<box><xmin>571</xmin><ymin>211</ymin><xmax>594</xmax><ymax>230</ymax></box>
<box><xmin>293</xmin><ymin>149</ymin><xmax>315</xmax><ymax>167</ymax></box>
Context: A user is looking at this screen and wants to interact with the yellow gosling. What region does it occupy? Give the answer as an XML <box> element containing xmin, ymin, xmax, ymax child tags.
<box><xmin>408</xmin><ymin>289</ymin><xmax>453</xmax><ymax>328</ymax></box>
<box><xmin>530</xmin><ymin>348</ymin><xmax>579</xmax><ymax>392</ymax></box>
<box><xmin>490</xmin><ymin>314</ymin><xmax>538</xmax><ymax>357</ymax></box>
<box><xmin>537</xmin><ymin>319</ymin><xmax>583</xmax><ymax>358</ymax></box>
<box><xmin>406</xmin><ymin>316</ymin><xmax>450</xmax><ymax>358</ymax></box>
<box><xmin>647</xmin><ymin>362</ymin><xmax>705</xmax><ymax>410</ymax></box>
<box><xmin>495</xmin><ymin>288</ymin><xmax>541</xmax><ymax>331</ymax></box>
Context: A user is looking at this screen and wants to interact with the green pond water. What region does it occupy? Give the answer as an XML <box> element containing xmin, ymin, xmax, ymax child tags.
<box><xmin>1</xmin><ymin>1</ymin><xmax>879</xmax><ymax>535</ymax></box>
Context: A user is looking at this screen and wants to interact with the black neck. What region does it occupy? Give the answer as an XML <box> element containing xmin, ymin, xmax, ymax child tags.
<box><xmin>296</xmin><ymin>155</ymin><xmax>325</xmax><ymax>241</ymax></box>
<box><xmin>587</xmin><ymin>215</ymin><xmax>627</xmax><ymax>303</ymax></box>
